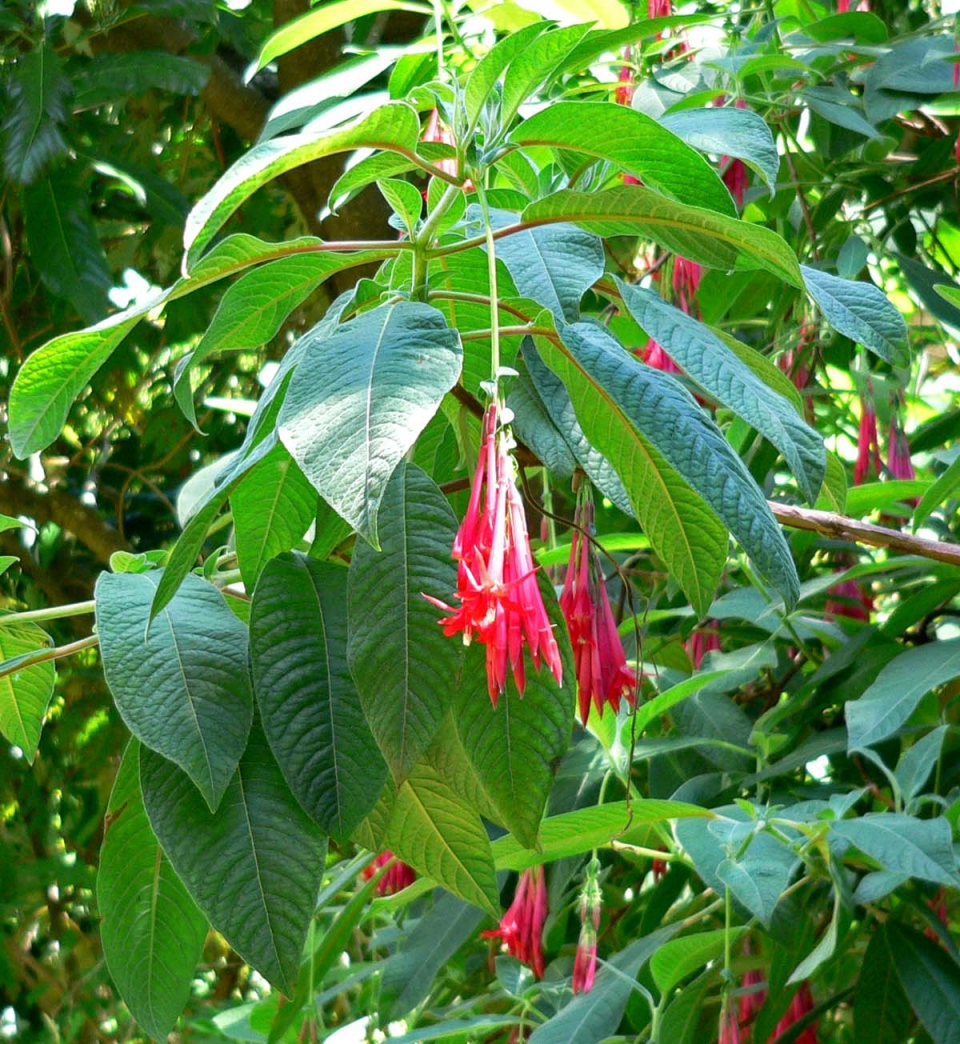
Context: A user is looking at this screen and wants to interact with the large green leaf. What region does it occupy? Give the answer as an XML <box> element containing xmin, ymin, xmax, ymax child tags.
<box><xmin>661</xmin><ymin>106</ymin><xmax>779</xmax><ymax>193</ymax></box>
<box><xmin>452</xmin><ymin>576</ymin><xmax>575</xmax><ymax>849</ymax></box>
<box><xmin>347</xmin><ymin>463</ymin><xmax>461</xmax><ymax>781</ymax></box>
<box><xmin>520</xmin><ymin>187</ymin><xmax>802</xmax><ymax>286</ymax></box>
<box><xmin>183</xmin><ymin>104</ymin><xmax>423</xmax><ymax>266</ymax></box>
<box><xmin>279</xmin><ymin>301</ymin><xmax>461</xmax><ymax>548</ymax></box>
<box><xmin>382</xmin><ymin>754</ymin><xmax>500</xmax><ymax>917</ymax></box>
<box><xmin>855</xmin><ymin>926</ymin><xmax>910</xmax><ymax>1044</ymax></box>
<box><xmin>2</xmin><ymin>44</ymin><xmax>70</xmax><ymax>184</ymax></box>
<box><xmin>464</xmin><ymin>22</ymin><xmax>548</xmax><ymax>131</ymax></box>
<box><xmin>509</xmin><ymin>102</ymin><xmax>735</xmax><ymax>216</ymax></box>
<box><xmin>618</xmin><ymin>281</ymin><xmax>825</xmax><ymax>503</ymax></box>
<box><xmin>0</xmin><ymin>620</ymin><xmax>55</xmax><ymax>762</ymax></box>
<box><xmin>23</xmin><ymin>170</ymin><xmax>111</xmax><ymax>323</ymax></box>
<box><xmin>8</xmin><ymin>234</ymin><xmax>335</xmax><ymax>458</ymax></box>
<box><xmin>99</xmin><ymin>740</ymin><xmax>208</xmax><ymax>1041</ymax></box>
<box><xmin>174</xmin><ymin>251</ymin><xmax>389</xmax><ymax>428</ymax></box>
<box><xmin>886</xmin><ymin>923</ymin><xmax>960</xmax><ymax>1044</ymax></box>
<box><xmin>96</xmin><ymin>570</ymin><xmax>253</xmax><ymax>812</ymax></box>
<box><xmin>846</xmin><ymin>638</ymin><xmax>960</xmax><ymax>751</ymax></box>
<box><xmin>249</xmin><ymin>553</ymin><xmax>386</xmax><ymax>839</ymax></box>
<box><xmin>650</xmin><ymin>928</ymin><xmax>746</xmax><ymax>995</ymax></box>
<box><xmin>544</xmin><ymin>322</ymin><xmax>799</xmax><ymax>608</ymax></box>
<box><xmin>487</xmin><ymin>213</ymin><xmax>604</xmax><ymax>323</ymax></box>
<box><xmin>831</xmin><ymin>814</ymin><xmax>960</xmax><ymax>887</ymax></box>
<box><xmin>140</xmin><ymin>723</ymin><xmax>327</xmax><ymax>994</ymax></box>
<box><xmin>528</xmin><ymin>925</ymin><xmax>680</xmax><ymax>1044</ymax></box>
<box><xmin>232</xmin><ymin>443</ymin><xmax>316</xmax><ymax>590</ymax></box>
<box><xmin>801</xmin><ymin>265</ymin><xmax>908</xmax><ymax>364</ymax></box>
<box><xmin>519</xmin><ymin>339</ymin><xmax>632</xmax><ymax>514</ymax></box>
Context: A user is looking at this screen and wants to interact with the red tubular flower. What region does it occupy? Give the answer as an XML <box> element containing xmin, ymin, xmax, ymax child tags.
<box><xmin>686</xmin><ymin>623</ymin><xmax>720</xmax><ymax>669</ymax></box>
<box><xmin>672</xmin><ymin>257</ymin><xmax>702</xmax><ymax>313</ymax></box>
<box><xmin>482</xmin><ymin>866</ymin><xmax>547</xmax><ymax>977</ymax></box>
<box><xmin>615</xmin><ymin>48</ymin><xmax>635</xmax><ymax>107</ymax></box>
<box><xmin>854</xmin><ymin>394</ymin><xmax>883</xmax><ymax>486</ymax></box>
<box><xmin>719</xmin><ymin>1004</ymin><xmax>743</xmax><ymax>1044</ymax></box>
<box><xmin>364</xmin><ymin>851</ymin><xmax>417</xmax><ymax>896</ymax></box>
<box><xmin>771</xmin><ymin>983</ymin><xmax>819</xmax><ymax>1044</ymax></box>
<box><xmin>825</xmin><ymin>574</ymin><xmax>873</xmax><ymax>623</ymax></box>
<box><xmin>560</xmin><ymin>491</ymin><xmax>637</xmax><ymax>725</ymax></box>
<box><xmin>887</xmin><ymin>418</ymin><xmax>916</xmax><ymax>482</ymax></box>
<box><xmin>426</xmin><ymin>403</ymin><xmax>562</xmax><ymax>705</ymax></box>
<box><xmin>636</xmin><ymin>337</ymin><xmax>682</xmax><ymax>374</ymax></box>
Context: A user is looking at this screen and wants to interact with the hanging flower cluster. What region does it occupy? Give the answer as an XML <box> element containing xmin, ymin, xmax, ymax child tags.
<box><xmin>887</xmin><ymin>415</ymin><xmax>916</xmax><ymax>483</ymax></box>
<box><xmin>426</xmin><ymin>402</ymin><xmax>562</xmax><ymax>705</ymax></box>
<box><xmin>854</xmin><ymin>391</ymin><xmax>883</xmax><ymax>486</ymax></box>
<box><xmin>560</xmin><ymin>487</ymin><xmax>637</xmax><ymax>725</ymax></box>
<box><xmin>686</xmin><ymin>622</ymin><xmax>720</xmax><ymax>669</ymax></box>
<box><xmin>723</xmin><ymin>961</ymin><xmax>819</xmax><ymax>1043</ymax></box>
<box><xmin>482</xmin><ymin>866</ymin><xmax>547</xmax><ymax>977</ymax></box>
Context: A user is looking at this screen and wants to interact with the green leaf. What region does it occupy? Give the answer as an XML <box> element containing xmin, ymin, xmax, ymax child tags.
<box><xmin>347</xmin><ymin>463</ymin><xmax>461</xmax><ymax>781</ymax></box>
<box><xmin>174</xmin><ymin>251</ymin><xmax>388</xmax><ymax>428</ymax></box>
<box><xmin>661</xmin><ymin>106</ymin><xmax>779</xmax><ymax>194</ymax></box>
<box><xmin>528</xmin><ymin>925</ymin><xmax>680</xmax><ymax>1044</ymax></box>
<box><xmin>378</xmin><ymin>177</ymin><xmax>423</xmax><ymax>238</ymax></box>
<box><xmin>232</xmin><ymin>443</ymin><xmax>316</xmax><ymax>590</ymax></box>
<box><xmin>8</xmin><ymin>233</ymin><xmax>330</xmax><ymax>458</ymax></box>
<box><xmin>855</xmin><ymin>927</ymin><xmax>911</xmax><ymax>1044</ymax></box>
<box><xmin>632</xmin><ymin>671</ymin><xmax>729</xmax><ymax>735</ymax></box>
<box><xmin>2</xmin><ymin>44</ymin><xmax>70</xmax><ymax>184</ymax></box>
<box><xmin>0</xmin><ymin>621</ymin><xmax>55</xmax><ymax>762</ymax></box>
<box><xmin>249</xmin><ymin>553</ymin><xmax>386</xmax><ymax>839</ymax></box>
<box><xmin>71</xmin><ymin>51</ymin><xmax>209</xmax><ymax>108</ymax></box>
<box><xmin>329</xmin><ymin>142</ymin><xmax>453</xmax><ymax>212</ymax></box>
<box><xmin>23</xmin><ymin>170</ymin><xmax>111</xmax><ymax>323</ymax></box>
<box><xmin>507</xmin><ymin>363</ymin><xmax>580</xmax><ymax>477</ymax></box>
<box><xmin>846</xmin><ymin>638</ymin><xmax>960</xmax><ymax>751</ymax></box>
<box><xmin>802</xmin><ymin>88</ymin><xmax>882</xmax><ymax>141</ymax></box>
<box><xmin>914</xmin><ymin>453</ymin><xmax>960</xmax><ymax>530</ymax></box>
<box><xmin>382</xmin><ymin>754</ymin><xmax>500</xmax><ymax>917</ymax></box>
<box><xmin>464</xmin><ymin>22</ymin><xmax>548</xmax><ymax>131</ymax></box>
<box><xmin>618</xmin><ymin>282</ymin><xmax>825</xmax><ymax>503</ymax></box>
<box><xmin>831</xmin><ymin>814</ymin><xmax>960</xmax><ymax>887</ymax></box>
<box><xmin>521</xmin><ymin>187</ymin><xmax>802</xmax><ymax>286</ymax></box>
<box><xmin>141</xmin><ymin>725</ymin><xmax>327</xmax><ymax>994</ymax></box>
<box><xmin>801</xmin><ymin>266</ymin><xmax>908</xmax><ymax>364</ymax></box>
<box><xmin>886</xmin><ymin>923</ymin><xmax>960</xmax><ymax>1044</ymax></box>
<box><xmin>184</xmin><ymin>104</ymin><xmax>423</xmax><ymax>266</ymax></box>
<box><xmin>551</xmin><ymin>322</ymin><xmax>800</xmax><ymax>607</ymax></box>
<box><xmin>492</xmin><ymin>799</ymin><xmax>711</xmax><ymax>872</ymax></box>
<box><xmin>280</xmin><ymin>300</ymin><xmax>461</xmax><ymax>548</ymax></box>
<box><xmin>519</xmin><ymin>339</ymin><xmax>632</xmax><ymax>514</ymax></box>
<box><xmin>896</xmin><ymin>726</ymin><xmax>950</xmax><ymax>807</ymax></box>
<box><xmin>487</xmin><ymin>212</ymin><xmax>604</xmax><ymax>323</ymax></box>
<box><xmin>380</xmin><ymin>894</ymin><xmax>487</xmax><ymax>1019</ymax></box>
<box><xmin>651</xmin><ymin>928</ymin><xmax>746</xmax><ymax>994</ymax></box>
<box><xmin>96</xmin><ymin>570</ymin><xmax>253</xmax><ymax>811</ymax></box>
<box><xmin>509</xmin><ymin>102</ymin><xmax>735</xmax><ymax>217</ymax></box>
<box><xmin>252</xmin><ymin>0</ymin><xmax>430</xmax><ymax>74</ymax></box>
<box><xmin>99</xmin><ymin>740</ymin><xmax>208</xmax><ymax>1041</ymax></box>
<box><xmin>453</xmin><ymin>576</ymin><xmax>575</xmax><ymax>848</ymax></box>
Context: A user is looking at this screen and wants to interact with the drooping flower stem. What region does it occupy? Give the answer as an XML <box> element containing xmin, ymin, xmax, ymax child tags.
<box><xmin>474</xmin><ymin>181</ymin><xmax>502</xmax><ymax>387</ymax></box>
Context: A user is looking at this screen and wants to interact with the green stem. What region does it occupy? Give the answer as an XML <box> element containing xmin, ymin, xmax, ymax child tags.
<box><xmin>0</xmin><ymin>634</ymin><xmax>99</xmax><ymax>680</ymax></box>
<box><xmin>0</xmin><ymin>600</ymin><xmax>96</xmax><ymax>626</ymax></box>
<box><xmin>414</xmin><ymin>182</ymin><xmax>462</xmax><ymax>299</ymax></box>
<box><xmin>474</xmin><ymin>182</ymin><xmax>502</xmax><ymax>386</ymax></box>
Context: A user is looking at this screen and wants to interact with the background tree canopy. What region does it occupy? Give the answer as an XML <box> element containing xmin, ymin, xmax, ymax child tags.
<box><xmin>2</xmin><ymin>0</ymin><xmax>960</xmax><ymax>1041</ymax></box>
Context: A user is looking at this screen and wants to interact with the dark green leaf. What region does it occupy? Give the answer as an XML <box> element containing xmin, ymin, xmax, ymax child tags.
<box><xmin>801</xmin><ymin>266</ymin><xmax>907</xmax><ymax>364</ymax></box>
<box><xmin>232</xmin><ymin>443</ymin><xmax>316</xmax><ymax>590</ymax></box>
<box><xmin>71</xmin><ymin>51</ymin><xmax>209</xmax><ymax>108</ymax></box>
<box><xmin>618</xmin><ymin>282</ymin><xmax>825</xmax><ymax>503</ymax></box>
<box><xmin>279</xmin><ymin>301</ymin><xmax>462</xmax><ymax>548</ymax></box>
<box><xmin>347</xmin><ymin>463</ymin><xmax>461</xmax><ymax>781</ymax></box>
<box><xmin>552</xmin><ymin>322</ymin><xmax>799</xmax><ymax>607</ymax></box>
<box><xmin>96</xmin><ymin>571</ymin><xmax>253</xmax><ymax>811</ymax></box>
<box><xmin>854</xmin><ymin>922</ymin><xmax>911</xmax><ymax>1044</ymax></box>
<box><xmin>23</xmin><ymin>170</ymin><xmax>111</xmax><ymax>323</ymax></box>
<box><xmin>140</xmin><ymin>723</ymin><xmax>327</xmax><ymax>994</ymax></box>
<box><xmin>510</xmin><ymin>101</ymin><xmax>735</xmax><ymax>216</ymax></box>
<box><xmin>831</xmin><ymin>814</ymin><xmax>960</xmax><ymax>887</ymax></box>
<box><xmin>896</xmin><ymin>726</ymin><xmax>950</xmax><ymax>807</ymax></box>
<box><xmin>2</xmin><ymin>45</ymin><xmax>70</xmax><ymax>184</ymax></box>
<box><xmin>249</xmin><ymin>552</ymin><xmax>386</xmax><ymax>838</ymax></box>
<box><xmin>99</xmin><ymin>740</ymin><xmax>207</xmax><ymax>1041</ymax></box>
<box><xmin>453</xmin><ymin>575</ymin><xmax>574</xmax><ymax>848</ymax></box>
<box><xmin>846</xmin><ymin>638</ymin><xmax>960</xmax><ymax>751</ymax></box>
<box><xmin>521</xmin><ymin>187</ymin><xmax>802</xmax><ymax>285</ymax></box>
<box><xmin>887</xmin><ymin>923</ymin><xmax>960</xmax><ymax>1044</ymax></box>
